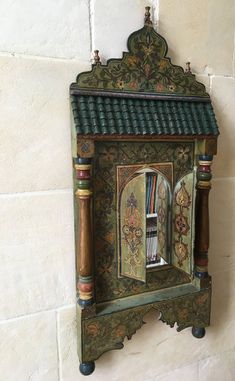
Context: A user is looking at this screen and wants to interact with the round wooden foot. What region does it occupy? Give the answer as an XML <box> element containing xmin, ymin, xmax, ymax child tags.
<box><xmin>192</xmin><ymin>326</ymin><xmax>206</xmax><ymax>339</ymax></box>
<box><xmin>79</xmin><ymin>361</ymin><xmax>95</xmax><ymax>376</ymax></box>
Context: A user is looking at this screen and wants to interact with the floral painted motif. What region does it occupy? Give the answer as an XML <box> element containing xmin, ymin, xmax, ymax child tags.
<box><xmin>76</xmin><ymin>25</ymin><xmax>209</xmax><ymax>98</ymax></box>
<box><xmin>122</xmin><ymin>193</ymin><xmax>143</xmax><ymax>257</ymax></box>
<box><xmin>176</xmin><ymin>146</ymin><xmax>191</xmax><ymax>164</ymax></box>
<box><xmin>156</xmin><ymin>176</ymin><xmax>169</xmax><ymax>261</ymax></box>
<box><xmin>173</xmin><ymin>174</ymin><xmax>194</xmax><ymax>270</ymax></box>
<box><xmin>158</xmin><ymin>178</ymin><xmax>167</xmax><ymax>200</ymax></box>
<box><xmin>93</xmin><ymin>141</ymin><xmax>194</xmax><ymax>302</ymax></box>
<box><xmin>175</xmin><ymin>214</ymin><xmax>190</xmax><ymax>235</ymax></box>
<box><xmin>175</xmin><ymin>181</ymin><xmax>191</xmax><ymax>208</ymax></box>
<box><xmin>174</xmin><ymin>241</ymin><xmax>189</xmax><ymax>266</ymax></box>
<box><xmin>158</xmin><ymin>206</ymin><xmax>165</xmax><ymax>224</ymax></box>
<box><xmin>120</xmin><ymin>179</ymin><xmax>146</xmax><ymax>281</ymax></box>
<box><xmin>81</xmin><ymin>288</ymin><xmax>211</xmax><ymax>362</ymax></box>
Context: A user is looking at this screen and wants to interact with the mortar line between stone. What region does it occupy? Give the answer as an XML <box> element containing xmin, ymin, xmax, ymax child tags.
<box><xmin>149</xmin><ymin>0</ymin><xmax>158</xmax><ymax>30</ymax></box>
<box><xmin>88</xmin><ymin>0</ymin><xmax>93</xmax><ymax>59</ymax></box>
<box><xmin>196</xmin><ymin>360</ymin><xmax>199</xmax><ymax>380</ymax></box>
<box><xmin>0</xmin><ymin>188</ymin><xmax>73</xmax><ymax>198</ymax></box>
<box><xmin>56</xmin><ymin>310</ymin><xmax>63</xmax><ymax>381</ymax></box>
<box><xmin>0</xmin><ymin>303</ymin><xmax>76</xmax><ymax>325</ymax></box>
<box><xmin>233</xmin><ymin>31</ymin><xmax>235</xmax><ymax>78</ymax></box>
<box><xmin>155</xmin><ymin>0</ymin><xmax>159</xmax><ymax>29</ymax></box>
<box><xmin>89</xmin><ymin>0</ymin><xmax>95</xmax><ymax>59</ymax></box>
<box><xmin>0</xmin><ymin>50</ymin><xmax>90</xmax><ymax>64</ymax></box>
<box><xmin>198</xmin><ymin>348</ymin><xmax>235</xmax><ymax>377</ymax></box>
<box><xmin>148</xmin><ymin>359</ymin><xmax>200</xmax><ymax>380</ymax></box>
<box><xmin>209</xmin><ymin>74</ymin><xmax>213</xmax><ymax>94</ymax></box>
<box><xmin>212</xmin><ymin>176</ymin><xmax>235</xmax><ymax>182</ymax></box>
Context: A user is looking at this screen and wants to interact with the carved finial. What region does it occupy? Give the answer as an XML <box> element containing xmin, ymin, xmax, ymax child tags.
<box><xmin>185</xmin><ymin>62</ymin><xmax>191</xmax><ymax>74</ymax></box>
<box><xmin>144</xmin><ymin>6</ymin><xmax>152</xmax><ymax>25</ymax></box>
<box><xmin>94</xmin><ymin>50</ymin><xmax>101</xmax><ymax>65</ymax></box>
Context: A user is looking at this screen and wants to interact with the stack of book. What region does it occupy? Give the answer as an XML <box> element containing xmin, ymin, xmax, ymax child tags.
<box><xmin>146</xmin><ymin>175</ymin><xmax>157</xmax><ymax>214</ymax></box>
<box><xmin>146</xmin><ymin>219</ymin><xmax>159</xmax><ymax>265</ymax></box>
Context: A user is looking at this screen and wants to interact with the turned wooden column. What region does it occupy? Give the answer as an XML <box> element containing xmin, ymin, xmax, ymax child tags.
<box><xmin>74</xmin><ymin>157</ymin><xmax>94</xmax><ymax>307</ymax></box>
<box><xmin>194</xmin><ymin>155</ymin><xmax>213</xmax><ymax>278</ymax></box>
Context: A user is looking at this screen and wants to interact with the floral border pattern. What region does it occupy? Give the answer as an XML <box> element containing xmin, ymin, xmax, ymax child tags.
<box><xmin>172</xmin><ymin>173</ymin><xmax>195</xmax><ymax>273</ymax></box>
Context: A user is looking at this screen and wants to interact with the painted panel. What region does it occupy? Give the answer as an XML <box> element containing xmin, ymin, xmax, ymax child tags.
<box><xmin>156</xmin><ymin>174</ymin><xmax>170</xmax><ymax>262</ymax></box>
<box><xmin>119</xmin><ymin>174</ymin><xmax>146</xmax><ymax>282</ymax></box>
<box><xmin>94</xmin><ymin>141</ymin><xmax>194</xmax><ymax>303</ymax></box>
<box><xmin>172</xmin><ymin>172</ymin><xmax>195</xmax><ymax>275</ymax></box>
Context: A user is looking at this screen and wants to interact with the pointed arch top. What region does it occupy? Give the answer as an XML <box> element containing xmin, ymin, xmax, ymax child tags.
<box><xmin>72</xmin><ymin>22</ymin><xmax>209</xmax><ymax>99</ymax></box>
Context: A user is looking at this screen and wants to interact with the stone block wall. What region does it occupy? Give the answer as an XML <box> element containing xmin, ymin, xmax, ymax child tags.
<box><xmin>0</xmin><ymin>1</ymin><xmax>234</xmax><ymax>380</ymax></box>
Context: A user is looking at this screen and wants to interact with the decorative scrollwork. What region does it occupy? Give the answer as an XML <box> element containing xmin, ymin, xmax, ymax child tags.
<box><xmin>75</xmin><ymin>25</ymin><xmax>209</xmax><ymax>98</ymax></box>
<box><xmin>81</xmin><ymin>288</ymin><xmax>211</xmax><ymax>362</ymax></box>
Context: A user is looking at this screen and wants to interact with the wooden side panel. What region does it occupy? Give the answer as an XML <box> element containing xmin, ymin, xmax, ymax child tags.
<box><xmin>156</xmin><ymin>174</ymin><xmax>169</xmax><ymax>262</ymax></box>
<box><xmin>172</xmin><ymin>172</ymin><xmax>195</xmax><ymax>275</ymax></box>
<box><xmin>119</xmin><ymin>174</ymin><xmax>146</xmax><ymax>282</ymax></box>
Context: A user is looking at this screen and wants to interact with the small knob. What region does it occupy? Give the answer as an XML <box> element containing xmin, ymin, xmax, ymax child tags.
<box><xmin>94</xmin><ymin>50</ymin><xmax>101</xmax><ymax>65</ymax></box>
<box><xmin>185</xmin><ymin>62</ymin><xmax>191</xmax><ymax>73</ymax></box>
<box><xmin>144</xmin><ymin>6</ymin><xmax>152</xmax><ymax>25</ymax></box>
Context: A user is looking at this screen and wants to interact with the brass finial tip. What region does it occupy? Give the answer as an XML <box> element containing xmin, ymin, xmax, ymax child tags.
<box><xmin>144</xmin><ymin>6</ymin><xmax>152</xmax><ymax>25</ymax></box>
<box><xmin>94</xmin><ymin>50</ymin><xmax>101</xmax><ymax>65</ymax></box>
<box><xmin>185</xmin><ymin>62</ymin><xmax>191</xmax><ymax>73</ymax></box>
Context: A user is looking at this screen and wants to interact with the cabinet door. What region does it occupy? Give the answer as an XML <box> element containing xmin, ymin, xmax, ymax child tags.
<box><xmin>119</xmin><ymin>173</ymin><xmax>146</xmax><ymax>282</ymax></box>
<box><xmin>172</xmin><ymin>172</ymin><xmax>195</xmax><ymax>275</ymax></box>
<box><xmin>155</xmin><ymin>174</ymin><xmax>170</xmax><ymax>263</ymax></box>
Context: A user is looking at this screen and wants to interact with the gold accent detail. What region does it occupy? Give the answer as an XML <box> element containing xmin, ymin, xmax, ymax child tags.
<box><xmin>75</xmin><ymin>189</ymin><xmax>93</xmax><ymax>197</ymax></box>
<box><xmin>205</xmin><ymin>139</ymin><xmax>217</xmax><ymax>155</ymax></box>
<box><xmin>77</xmin><ymin>139</ymin><xmax>95</xmax><ymax>158</ymax></box>
<box><xmin>197</xmin><ymin>181</ymin><xmax>211</xmax><ymax>188</ymax></box>
<box><xmin>195</xmin><ymin>265</ymin><xmax>208</xmax><ymax>272</ymax></box>
<box><xmin>75</xmin><ymin>164</ymin><xmax>91</xmax><ymax>170</ymax></box>
<box><xmin>198</xmin><ymin>160</ymin><xmax>212</xmax><ymax>166</ymax></box>
<box><xmin>175</xmin><ymin>180</ymin><xmax>191</xmax><ymax>208</ymax></box>
<box><xmin>196</xmin><ymin>139</ymin><xmax>217</xmax><ymax>156</ymax></box>
<box><xmin>79</xmin><ymin>291</ymin><xmax>93</xmax><ymax>300</ymax></box>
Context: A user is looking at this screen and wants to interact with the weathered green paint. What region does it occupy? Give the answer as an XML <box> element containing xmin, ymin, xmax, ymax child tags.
<box><xmin>172</xmin><ymin>172</ymin><xmax>196</xmax><ymax>274</ymax></box>
<box><xmin>71</xmin><ymin>95</ymin><xmax>219</xmax><ymax>136</ymax></box>
<box><xmin>79</xmin><ymin>286</ymin><xmax>211</xmax><ymax>362</ymax></box>
<box><xmin>74</xmin><ymin>25</ymin><xmax>209</xmax><ymax>98</ymax></box>
<box><xmin>93</xmin><ymin>141</ymin><xmax>194</xmax><ymax>303</ymax></box>
<box><xmin>70</xmin><ymin>13</ymin><xmax>218</xmax><ymax>372</ymax></box>
<box><xmin>120</xmin><ymin>173</ymin><xmax>146</xmax><ymax>282</ymax></box>
<box><xmin>96</xmin><ymin>283</ymin><xmax>200</xmax><ymax>315</ymax></box>
<box><xmin>155</xmin><ymin>174</ymin><xmax>170</xmax><ymax>262</ymax></box>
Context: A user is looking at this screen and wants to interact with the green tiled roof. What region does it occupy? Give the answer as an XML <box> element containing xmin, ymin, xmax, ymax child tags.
<box><xmin>71</xmin><ymin>95</ymin><xmax>219</xmax><ymax>136</ymax></box>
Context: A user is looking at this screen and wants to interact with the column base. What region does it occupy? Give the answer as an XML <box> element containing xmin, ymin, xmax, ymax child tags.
<box><xmin>78</xmin><ymin>298</ymin><xmax>94</xmax><ymax>308</ymax></box>
<box><xmin>195</xmin><ymin>271</ymin><xmax>208</xmax><ymax>279</ymax></box>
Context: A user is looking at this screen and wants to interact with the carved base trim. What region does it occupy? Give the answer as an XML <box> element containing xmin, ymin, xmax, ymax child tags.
<box><xmin>79</xmin><ymin>288</ymin><xmax>211</xmax><ymax>362</ymax></box>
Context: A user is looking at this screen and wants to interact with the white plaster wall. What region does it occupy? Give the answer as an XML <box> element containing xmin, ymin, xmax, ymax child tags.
<box><xmin>0</xmin><ymin>1</ymin><xmax>235</xmax><ymax>380</ymax></box>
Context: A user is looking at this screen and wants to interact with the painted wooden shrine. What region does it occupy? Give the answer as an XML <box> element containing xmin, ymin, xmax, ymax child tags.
<box><xmin>70</xmin><ymin>7</ymin><xmax>219</xmax><ymax>376</ymax></box>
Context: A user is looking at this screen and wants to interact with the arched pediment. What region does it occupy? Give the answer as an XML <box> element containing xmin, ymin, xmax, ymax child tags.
<box><xmin>75</xmin><ymin>23</ymin><xmax>209</xmax><ymax>98</ymax></box>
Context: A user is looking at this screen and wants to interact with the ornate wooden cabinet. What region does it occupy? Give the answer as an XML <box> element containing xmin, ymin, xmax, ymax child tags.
<box><xmin>70</xmin><ymin>8</ymin><xmax>219</xmax><ymax>376</ymax></box>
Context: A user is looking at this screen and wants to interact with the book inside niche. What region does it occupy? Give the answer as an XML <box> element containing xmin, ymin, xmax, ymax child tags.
<box><xmin>146</xmin><ymin>173</ymin><xmax>168</xmax><ymax>268</ymax></box>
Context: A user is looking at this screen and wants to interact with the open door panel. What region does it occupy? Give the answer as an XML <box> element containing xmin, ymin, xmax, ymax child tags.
<box><xmin>119</xmin><ymin>173</ymin><xmax>146</xmax><ymax>282</ymax></box>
